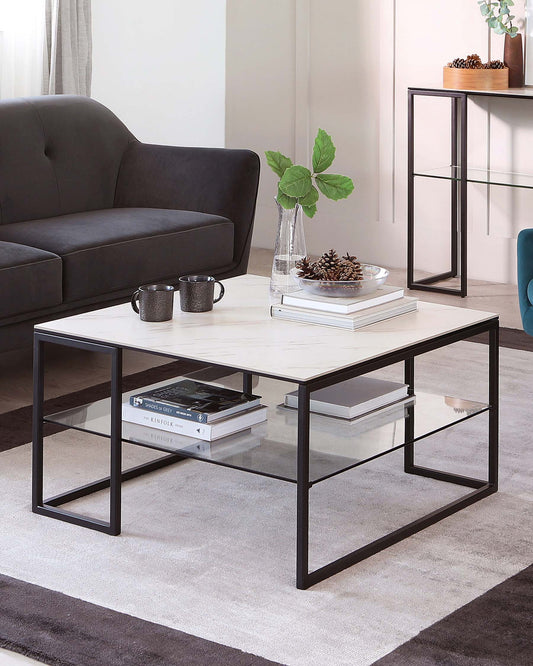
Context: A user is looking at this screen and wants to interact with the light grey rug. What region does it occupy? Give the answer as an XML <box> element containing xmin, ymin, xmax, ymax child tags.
<box><xmin>0</xmin><ymin>341</ymin><xmax>531</xmax><ymax>666</ymax></box>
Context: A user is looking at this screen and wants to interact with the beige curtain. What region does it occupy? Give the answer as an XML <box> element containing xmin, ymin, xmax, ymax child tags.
<box><xmin>42</xmin><ymin>0</ymin><xmax>92</xmax><ymax>95</ymax></box>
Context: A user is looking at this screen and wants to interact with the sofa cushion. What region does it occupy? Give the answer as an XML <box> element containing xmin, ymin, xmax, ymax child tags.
<box><xmin>0</xmin><ymin>96</ymin><xmax>134</xmax><ymax>225</ymax></box>
<box><xmin>0</xmin><ymin>208</ymin><xmax>234</xmax><ymax>303</ymax></box>
<box><xmin>0</xmin><ymin>242</ymin><xmax>62</xmax><ymax>318</ymax></box>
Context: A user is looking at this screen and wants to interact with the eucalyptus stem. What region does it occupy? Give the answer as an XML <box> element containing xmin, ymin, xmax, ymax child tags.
<box><xmin>478</xmin><ymin>0</ymin><xmax>519</xmax><ymax>37</ymax></box>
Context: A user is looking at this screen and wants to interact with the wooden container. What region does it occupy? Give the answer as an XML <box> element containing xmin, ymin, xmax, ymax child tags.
<box><xmin>443</xmin><ymin>66</ymin><xmax>508</xmax><ymax>90</ymax></box>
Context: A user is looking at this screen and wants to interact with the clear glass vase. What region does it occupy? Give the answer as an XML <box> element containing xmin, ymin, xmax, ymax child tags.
<box><xmin>270</xmin><ymin>199</ymin><xmax>307</xmax><ymax>303</ymax></box>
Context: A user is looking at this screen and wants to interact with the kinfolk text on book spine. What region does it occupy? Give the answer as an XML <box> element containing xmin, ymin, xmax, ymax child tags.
<box><xmin>123</xmin><ymin>405</ymin><xmax>212</xmax><ymax>437</ymax></box>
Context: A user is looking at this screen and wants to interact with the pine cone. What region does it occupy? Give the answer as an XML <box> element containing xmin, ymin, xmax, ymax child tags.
<box><xmin>315</xmin><ymin>249</ymin><xmax>340</xmax><ymax>275</ymax></box>
<box><xmin>317</xmin><ymin>268</ymin><xmax>340</xmax><ymax>281</ymax></box>
<box><xmin>338</xmin><ymin>259</ymin><xmax>364</xmax><ymax>281</ymax></box>
<box><xmin>450</xmin><ymin>58</ymin><xmax>466</xmax><ymax>69</ymax></box>
<box><xmin>489</xmin><ymin>59</ymin><xmax>505</xmax><ymax>69</ymax></box>
<box><xmin>465</xmin><ymin>58</ymin><xmax>482</xmax><ymax>69</ymax></box>
<box><xmin>342</xmin><ymin>251</ymin><xmax>358</xmax><ymax>263</ymax></box>
<box><xmin>295</xmin><ymin>256</ymin><xmax>316</xmax><ymax>279</ymax></box>
<box><xmin>301</xmin><ymin>249</ymin><xmax>365</xmax><ymax>281</ymax></box>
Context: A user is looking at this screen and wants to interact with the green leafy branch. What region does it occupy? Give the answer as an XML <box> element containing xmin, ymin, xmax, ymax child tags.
<box><xmin>265</xmin><ymin>129</ymin><xmax>354</xmax><ymax>218</ymax></box>
<box><xmin>478</xmin><ymin>0</ymin><xmax>518</xmax><ymax>37</ymax></box>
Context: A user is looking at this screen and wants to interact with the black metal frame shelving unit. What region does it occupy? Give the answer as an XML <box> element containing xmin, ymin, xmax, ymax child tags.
<box><xmin>32</xmin><ymin>318</ymin><xmax>499</xmax><ymax>589</ymax></box>
<box><xmin>408</xmin><ymin>86</ymin><xmax>533</xmax><ymax>297</ymax></box>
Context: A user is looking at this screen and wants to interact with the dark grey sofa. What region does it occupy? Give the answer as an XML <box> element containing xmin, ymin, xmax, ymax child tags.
<box><xmin>0</xmin><ymin>95</ymin><xmax>260</xmax><ymax>351</ymax></box>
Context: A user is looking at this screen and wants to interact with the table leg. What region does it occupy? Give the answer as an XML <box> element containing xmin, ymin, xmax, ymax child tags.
<box><xmin>404</xmin><ymin>356</ymin><xmax>415</xmax><ymax>473</ymax></box>
<box><xmin>296</xmin><ymin>383</ymin><xmax>310</xmax><ymax>590</ymax></box>
<box><xmin>242</xmin><ymin>372</ymin><xmax>253</xmax><ymax>395</ymax></box>
<box><xmin>109</xmin><ymin>347</ymin><xmax>123</xmax><ymax>535</ymax></box>
<box><xmin>488</xmin><ymin>324</ymin><xmax>499</xmax><ymax>488</ymax></box>
<box><xmin>32</xmin><ymin>335</ymin><xmax>45</xmax><ymax>511</ymax></box>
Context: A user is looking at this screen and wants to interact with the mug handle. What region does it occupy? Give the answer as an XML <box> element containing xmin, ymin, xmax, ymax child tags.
<box><xmin>131</xmin><ymin>289</ymin><xmax>140</xmax><ymax>314</ymax></box>
<box><xmin>213</xmin><ymin>281</ymin><xmax>225</xmax><ymax>303</ymax></box>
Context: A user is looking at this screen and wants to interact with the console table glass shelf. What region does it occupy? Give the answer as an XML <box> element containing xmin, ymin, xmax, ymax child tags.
<box><xmin>414</xmin><ymin>165</ymin><xmax>533</xmax><ymax>190</ymax></box>
<box><xmin>44</xmin><ymin>371</ymin><xmax>489</xmax><ymax>485</ymax></box>
<box><xmin>408</xmin><ymin>86</ymin><xmax>533</xmax><ymax>297</ymax></box>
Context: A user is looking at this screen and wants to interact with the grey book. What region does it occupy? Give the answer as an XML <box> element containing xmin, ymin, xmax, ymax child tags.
<box><xmin>284</xmin><ymin>376</ymin><xmax>409</xmax><ymax>419</ymax></box>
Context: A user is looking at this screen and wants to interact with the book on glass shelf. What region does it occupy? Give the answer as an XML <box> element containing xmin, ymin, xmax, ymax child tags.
<box><xmin>270</xmin><ymin>296</ymin><xmax>417</xmax><ymax>330</ymax></box>
<box><xmin>129</xmin><ymin>379</ymin><xmax>261</xmax><ymax>424</ymax></box>
<box><xmin>279</xmin><ymin>396</ymin><xmax>415</xmax><ymax>459</ymax></box>
<box><xmin>281</xmin><ymin>284</ymin><xmax>404</xmax><ymax>314</ymax></box>
<box><xmin>284</xmin><ymin>376</ymin><xmax>410</xmax><ymax>420</ymax></box>
<box><xmin>122</xmin><ymin>402</ymin><xmax>267</xmax><ymax>441</ymax></box>
<box><xmin>122</xmin><ymin>420</ymin><xmax>263</xmax><ymax>458</ymax></box>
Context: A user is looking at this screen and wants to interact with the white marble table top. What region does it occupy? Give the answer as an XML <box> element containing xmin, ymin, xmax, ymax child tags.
<box><xmin>36</xmin><ymin>275</ymin><xmax>498</xmax><ymax>382</ymax></box>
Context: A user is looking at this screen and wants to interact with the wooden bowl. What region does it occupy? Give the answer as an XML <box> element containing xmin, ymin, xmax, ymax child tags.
<box><xmin>443</xmin><ymin>66</ymin><xmax>508</xmax><ymax>90</ymax></box>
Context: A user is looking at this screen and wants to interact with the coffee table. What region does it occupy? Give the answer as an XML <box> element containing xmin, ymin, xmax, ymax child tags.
<box><xmin>33</xmin><ymin>274</ymin><xmax>499</xmax><ymax>589</ymax></box>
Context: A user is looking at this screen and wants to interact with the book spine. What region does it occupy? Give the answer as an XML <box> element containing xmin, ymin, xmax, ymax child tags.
<box><xmin>281</xmin><ymin>290</ymin><xmax>404</xmax><ymax>314</ymax></box>
<box><xmin>122</xmin><ymin>404</ymin><xmax>213</xmax><ymax>439</ymax></box>
<box><xmin>281</xmin><ymin>294</ymin><xmax>346</xmax><ymax>313</ymax></box>
<box><xmin>123</xmin><ymin>424</ymin><xmax>212</xmax><ymax>455</ymax></box>
<box><xmin>271</xmin><ymin>307</ymin><xmax>352</xmax><ymax>328</ymax></box>
<box><xmin>129</xmin><ymin>396</ymin><xmax>207</xmax><ymax>423</ymax></box>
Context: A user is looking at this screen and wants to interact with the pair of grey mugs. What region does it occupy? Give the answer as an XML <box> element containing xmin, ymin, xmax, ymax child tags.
<box><xmin>131</xmin><ymin>275</ymin><xmax>225</xmax><ymax>322</ymax></box>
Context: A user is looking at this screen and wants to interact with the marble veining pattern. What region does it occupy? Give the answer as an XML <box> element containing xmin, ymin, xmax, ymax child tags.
<box><xmin>36</xmin><ymin>275</ymin><xmax>497</xmax><ymax>382</ymax></box>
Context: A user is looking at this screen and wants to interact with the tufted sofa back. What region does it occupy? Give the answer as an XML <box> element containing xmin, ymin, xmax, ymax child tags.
<box><xmin>0</xmin><ymin>95</ymin><xmax>135</xmax><ymax>225</ymax></box>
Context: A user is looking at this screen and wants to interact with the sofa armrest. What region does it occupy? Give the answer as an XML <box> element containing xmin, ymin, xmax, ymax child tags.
<box><xmin>517</xmin><ymin>228</ymin><xmax>533</xmax><ymax>335</ymax></box>
<box><xmin>114</xmin><ymin>142</ymin><xmax>260</xmax><ymax>275</ymax></box>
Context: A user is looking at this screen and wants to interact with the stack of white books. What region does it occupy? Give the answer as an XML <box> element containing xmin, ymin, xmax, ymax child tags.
<box><xmin>271</xmin><ymin>285</ymin><xmax>417</xmax><ymax>330</ymax></box>
<box><xmin>122</xmin><ymin>379</ymin><xmax>267</xmax><ymax>441</ymax></box>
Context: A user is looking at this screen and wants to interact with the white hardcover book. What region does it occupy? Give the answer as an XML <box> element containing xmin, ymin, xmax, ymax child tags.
<box><xmin>122</xmin><ymin>420</ymin><xmax>263</xmax><ymax>458</ymax></box>
<box><xmin>271</xmin><ymin>297</ymin><xmax>417</xmax><ymax>330</ymax></box>
<box><xmin>281</xmin><ymin>285</ymin><xmax>404</xmax><ymax>314</ymax></box>
<box><xmin>284</xmin><ymin>377</ymin><xmax>409</xmax><ymax>419</ymax></box>
<box><xmin>122</xmin><ymin>403</ymin><xmax>267</xmax><ymax>441</ymax></box>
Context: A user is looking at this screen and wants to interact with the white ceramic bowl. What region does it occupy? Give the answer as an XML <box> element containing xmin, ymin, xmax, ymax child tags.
<box><xmin>297</xmin><ymin>264</ymin><xmax>389</xmax><ymax>298</ymax></box>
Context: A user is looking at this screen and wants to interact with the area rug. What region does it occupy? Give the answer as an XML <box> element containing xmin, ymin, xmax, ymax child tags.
<box><xmin>373</xmin><ymin>563</ymin><xmax>533</xmax><ymax>665</ymax></box>
<box><xmin>0</xmin><ymin>572</ymin><xmax>281</xmax><ymax>666</ymax></box>
<box><xmin>0</xmin><ymin>337</ymin><xmax>531</xmax><ymax>665</ymax></box>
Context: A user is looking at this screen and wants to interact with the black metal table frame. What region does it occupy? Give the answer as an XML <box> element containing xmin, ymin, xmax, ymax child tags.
<box><xmin>408</xmin><ymin>88</ymin><xmax>469</xmax><ymax>297</ymax></box>
<box><xmin>409</xmin><ymin>86</ymin><xmax>533</xmax><ymax>297</ymax></box>
<box><xmin>32</xmin><ymin>317</ymin><xmax>499</xmax><ymax>589</ymax></box>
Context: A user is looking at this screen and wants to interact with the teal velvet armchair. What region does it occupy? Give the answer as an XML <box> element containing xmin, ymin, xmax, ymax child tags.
<box><xmin>517</xmin><ymin>229</ymin><xmax>533</xmax><ymax>335</ymax></box>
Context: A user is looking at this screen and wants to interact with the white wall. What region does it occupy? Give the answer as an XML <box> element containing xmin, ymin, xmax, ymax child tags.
<box><xmin>226</xmin><ymin>0</ymin><xmax>533</xmax><ymax>284</ymax></box>
<box><xmin>91</xmin><ymin>0</ymin><xmax>226</xmax><ymax>147</ymax></box>
<box><xmin>226</xmin><ymin>0</ymin><xmax>380</xmax><ymax>257</ymax></box>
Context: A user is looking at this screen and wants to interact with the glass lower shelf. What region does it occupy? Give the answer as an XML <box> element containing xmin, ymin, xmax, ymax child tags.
<box><xmin>43</xmin><ymin>371</ymin><xmax>489</xmax><ymax>485</ymax></box>
<box><xmin>414</xmin><ymin>165</ymin><xmax>533</xmax><ymax>189</ymax></box>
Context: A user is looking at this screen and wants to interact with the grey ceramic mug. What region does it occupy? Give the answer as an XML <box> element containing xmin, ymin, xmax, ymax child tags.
<box><xmin>179</xmin><ymin>275</ymin><xmax>225</xmax><ymax>312</ymax></box>
<box><xmin>131</xmin><ymin>284</ymin><xmax>174</xmax><ymax>321</ymax></box>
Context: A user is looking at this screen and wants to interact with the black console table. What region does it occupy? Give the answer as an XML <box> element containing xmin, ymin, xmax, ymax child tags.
<box><xmin>408</xmin><ymin>86</ymin><xmax>533</xmax><ymax>297</ymax></box>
